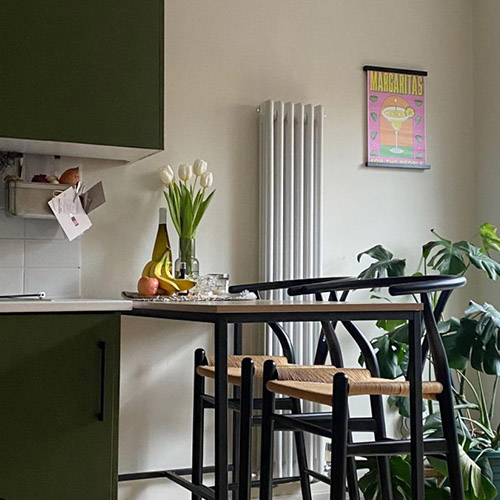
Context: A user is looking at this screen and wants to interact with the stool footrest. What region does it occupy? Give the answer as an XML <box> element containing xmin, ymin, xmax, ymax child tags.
<box><xmin>347</xmin><ymin>438</ymin><xmax>448</xmax><ymax>457</ymax></box>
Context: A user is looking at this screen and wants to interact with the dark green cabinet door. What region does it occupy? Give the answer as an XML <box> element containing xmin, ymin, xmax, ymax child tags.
<box><xmin>0</xmin><ymin>0</ymin><xmax>164</xmax><ymax>150</ymax></box>
<box><xmin>0</xmin><ymin>313</ymin><xmax>120</xmax><ymax>500</ymax></box>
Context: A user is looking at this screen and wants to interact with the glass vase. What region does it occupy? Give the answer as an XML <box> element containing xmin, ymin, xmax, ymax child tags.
<box><xmin>174</xmin><ymin>237</ymin><xmax>199</xmax><ymax>278</ymax></box>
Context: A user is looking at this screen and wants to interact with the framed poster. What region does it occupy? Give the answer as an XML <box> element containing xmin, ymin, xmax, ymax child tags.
<box><xmin>364</xmin><ymin>66</ymin><xmax>429</xmax><ymax>170</ymax></box>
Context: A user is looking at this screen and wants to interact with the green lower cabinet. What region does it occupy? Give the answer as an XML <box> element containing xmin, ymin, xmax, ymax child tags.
<box><xmin>0</xmin><ymin>313</ymin><xmax>121</xmax><ymax>500</ymax></box>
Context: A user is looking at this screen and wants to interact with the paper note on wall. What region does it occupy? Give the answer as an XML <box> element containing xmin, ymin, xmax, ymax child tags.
<box><xmin>48</xmin><ymin>187</ymin><xmax>92</xmax><ymax>241</ymax></box>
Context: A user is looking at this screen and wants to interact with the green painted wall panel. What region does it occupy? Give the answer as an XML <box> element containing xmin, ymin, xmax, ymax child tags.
<box><xmin>0</xmin><ymin>313</ymin><xmax>120</xmax><ymax>500</ymax></box>
<box><xmin>0</xmin><ymin>1</ymin><xmax>164</xmax><ymax>150</ymax></box>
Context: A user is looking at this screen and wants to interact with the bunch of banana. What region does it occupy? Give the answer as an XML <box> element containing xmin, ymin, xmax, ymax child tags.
<box><xmin>139</xmin><ymin>209</ymin><xmax>196</xmax><ymax>296</ymax></box>
<box><xmin>141</xmin><ymin>250</ymin><xmax>195</xmax><ymax>295</ymax></box>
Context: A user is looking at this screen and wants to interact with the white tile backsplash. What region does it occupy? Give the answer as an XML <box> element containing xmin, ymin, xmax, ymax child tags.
<box><xmin>25</xmin><ymin>239</ymin><xmax>80</xmax><ymax>268</ymax></box>
<box><xmin>0</xmin><ymin>157</ymin><xmax>82</xmax><ymax>298</ymax></box>
<box><xmin>25</xmin><ymin>268</ymin><xmax>81</xmax><ymax>298</ymax></box>
<box><xmin>0</xmin><ymin>211</ymin><xmax>80</xmax><ymax>297</ymax></box>
<box><xmin>0</xmin><ymin>240</ymin><xmax>24</xmax><ymax>267</ymax></box>
<box><xmin>0</xmin><ymin>268</ymin><xmax>24</xmax><ymax>295</ymax></box>
<box><xmin>0</xmin><ymin>210</ymin><xmax>25</xmax><ymax>238</ymax></box>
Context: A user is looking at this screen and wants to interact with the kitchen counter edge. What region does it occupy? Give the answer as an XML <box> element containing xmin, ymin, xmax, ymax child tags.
<box><xmin>0</xmin><ymin>299</ymin><xmax>133</xmax><ymax>314</ymax></box>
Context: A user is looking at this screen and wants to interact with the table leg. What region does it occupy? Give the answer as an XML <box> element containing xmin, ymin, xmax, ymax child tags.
<box><xmin>232</xmin><ymin>323</ymin><xmax>243</xmax><ymax>499</ymax></box>
<box><xmin>408</xmin><ymin>312</ymin><xmax>424</xmax><ymax>500</ymax></box>
<box><xmin>215</xmin><ymin>319</ymin><xmax>229</xmax><ymax>500</ymax></box>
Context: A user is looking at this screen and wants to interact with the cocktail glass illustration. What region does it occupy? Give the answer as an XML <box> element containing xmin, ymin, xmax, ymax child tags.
<box><xmin>382</xmin><ymin>101</ymin><xmax>413</xmax><ymax>154</ymax></box>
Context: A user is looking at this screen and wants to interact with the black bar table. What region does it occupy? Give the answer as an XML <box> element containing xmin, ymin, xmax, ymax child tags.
<box><xmin>121</xmin><ymin>299</ymin><xmax>424</xmax><ymax>500</ymax></box>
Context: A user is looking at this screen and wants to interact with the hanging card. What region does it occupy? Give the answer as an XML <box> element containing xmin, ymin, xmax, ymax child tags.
<box><xmin>48</xmin><ymin>187</ymin><xmax>92</xmax><ymax>241</ymax></box>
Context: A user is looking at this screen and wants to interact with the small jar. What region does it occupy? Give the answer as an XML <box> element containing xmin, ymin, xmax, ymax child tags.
<box><xmin>208</xmin><ymin>274</ymin><xmax>229</xmax><ymax>295</ymax></box>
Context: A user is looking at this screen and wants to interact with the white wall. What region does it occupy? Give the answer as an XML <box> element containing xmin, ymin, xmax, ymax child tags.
<box><xmin>475</xmin><ymin>0</ymin><xmax>500</xmax><ymax>305</ymax></box>
<box><xmin>80</xmin><ymin>1</ymin><xmax>476</xmax><ymax>498</ymax></box>
<box><xmin>474</xmin><ymin>0</ymin><xmax>500</xmax><ymax>426</ymax></box>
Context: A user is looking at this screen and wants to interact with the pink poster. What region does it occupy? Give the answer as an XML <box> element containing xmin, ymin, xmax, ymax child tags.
<box><xmin>365</xmin><ymin>66</ymin><xmax>429</xmax><ymax>170</ymax></box>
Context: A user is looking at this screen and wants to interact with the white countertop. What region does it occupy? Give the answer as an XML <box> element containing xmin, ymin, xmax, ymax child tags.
<box><xmin>0</xmin><ymin>299</ymin><xmax>133</xmax><ymax>314</ymax></box>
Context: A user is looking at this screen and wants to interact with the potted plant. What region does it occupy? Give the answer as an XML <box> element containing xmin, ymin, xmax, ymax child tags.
<box><xmin>355</xmin><ymin>223</ymin><xmax>500</xmax><ymax>499</ymax></box>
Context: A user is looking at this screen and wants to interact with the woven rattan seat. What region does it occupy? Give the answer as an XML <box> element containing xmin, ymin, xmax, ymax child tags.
<box><xmin>265</xmin><ymin>365</ymin><xmax>443</xmax><ymax>406</ymax></box>
<box><xmin>196</xmin><ymin>355</ymin><xmax>289</xmax><ymax>386</ymax></box>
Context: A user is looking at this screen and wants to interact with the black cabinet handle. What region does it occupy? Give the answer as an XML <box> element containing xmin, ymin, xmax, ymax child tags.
<box><xmin>97</xmin><ymin>341</ymin><xmax>106</xmax><ymax>422</ymax></box>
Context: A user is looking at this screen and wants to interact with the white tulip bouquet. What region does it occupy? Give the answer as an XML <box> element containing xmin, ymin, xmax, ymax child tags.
<box><xmin>159</xmin><ymin>159</ymin><xmax>215</xmax><ymax>240</ymax></box>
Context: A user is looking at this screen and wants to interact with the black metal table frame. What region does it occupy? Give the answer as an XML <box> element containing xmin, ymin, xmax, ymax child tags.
<box><xmin>119</xmin><ymin>306</ymin><xmax>424</xmax><ymax>500</ymax></box>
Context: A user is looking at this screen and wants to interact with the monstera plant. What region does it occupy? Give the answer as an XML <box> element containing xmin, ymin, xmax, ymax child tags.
<box><xmin>356</xmin><ymin>223</ymin><xmax>500</xmax><ymax>500</ymax></box>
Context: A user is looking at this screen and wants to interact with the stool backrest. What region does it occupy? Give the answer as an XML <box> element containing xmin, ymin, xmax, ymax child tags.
<box><xmin>288</xmin><ymin>275</ymin><xmax>466</xmax><ymax>380</ymax></box>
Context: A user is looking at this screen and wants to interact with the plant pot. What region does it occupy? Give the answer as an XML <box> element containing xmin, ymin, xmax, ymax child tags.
<box><xmin>470</xmin><ymin>449</ymin><xmax>500</xmax><ymax>499</ymax></box>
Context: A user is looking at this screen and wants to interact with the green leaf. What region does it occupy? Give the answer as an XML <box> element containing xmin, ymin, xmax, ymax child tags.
<box><xmin>471</xmin><ymin>338</ymin><xmax>485</xmax><ymax>371</ymax></box>
<box><xmin>423</xmin><ymin>230</ymin><xmax>469</xmax><ymax>275</ymax></box>
<box><xmin>424</xmin><ymin>411</ymin><xmax>444</xmax><ymax>435</ymax></box>
<box><xmin>376</xmin><ymin>319</ymin><xmax>406</xmax><ymax>332</ymax></box>
<box><xmin>370</xmin><ymin>95</ymin><xmax>378</xmax><ymax>102</ymax></box>
<box><xmin>388</xmin><ymin>395</ymin><xmax>411</xmax><ymax>418</ymax></box>
<box><xmin>459</xmin><ymin>447</ymin><xmax>497</xmax><ymax>499</ymax></box>
<box><xmin>370</xmin><ymin>131</ymin><xmax>378</xmax><ymax>140</ymax></box>
<box><xmin>442</xmin><ymin>333</ymin><xmax>469</xmax><ymax>370</ymax></box>
<box><xmin>357</xmin><ymin>245</ymin><xmax>406</xmax><ymax>279</ymax></box>
<box><xmin>370</xmin><ymin>150</ymin><xmax>378</xmax><ymax>156</ymax></box>
<box><xmin>372</xmin><ymin>336</ymin><xmax>400</xmax><ymax>378</ymax></box>
<box><xmin>475</xmin><ymin>452</ymin><xmax>494</xmax><ymax>484</ymax></box>
<box><xmin>359</xmin><ymin>456</ymin><xmax>413</xmax><ymax>500</ymax></box>
<box><xmin>460</xmin><ymin>302</ymin><xmax>500</xmax><ymax>375</ymax></box>
<box><xmin>179</xmin><ymin>185</ymin><xmax>195</xmax><ymax>237</ymax></box>
<box><xmin>416</xmin><ymin>153</ymin><xmax>424</xmax><ymax>159</ymax></box>
<box><xmin>371</xmin><ymin>112</ymin><xmax>378</xmax><ymax>121</ymax></box>
<box><xmin>415</xmin><ymin>135</ymin><xmax>423</xmax><ymax>143</ymax></box>
<box><xmin>391</xmin><ymin>323</ymin><xmax>409</xmax><ymax>343</ymax></box>
<box><xmin>164</xmin><ymin>191</ymin><xmax>182</xmax><ymax>236</ymax></box>
<box><xmin>484</xmin><ymin>338</ymin><xmax>500</xmax><ymax>375</ymax></box>
<box><xmin>479</xmin><ymin>223</ymin><xmax>500</xmax><ymax>253</ymax></box>
<box><xmin>425</xmin><ymin>484</ymin><xmax>451</xmax><ymax>500</ymax></box>
<box><xmin>439</xmin><ymin>317</ymin><xmax>461</xmax><ymax>334</ymax></box>
<box><xmin>428</xmin><ymin>456</ymin><xmax>449</xmax><ymax>476</ymax></box>
<box><xmin>415</xmin><ymin>100</ymin><xmax>423</xmax><ymax>107</ymax></box>
<box><xmin>467</xmin><ymin>244</ymin><xmax>500</xmax><ymax>280</ymax></box>
<box><xmin>192</xmin><ymin>189</ymin><xmax>215</xmax><ymax>234</ymax></box>
<box><xmin>415</xmin><ymin>115</ymin><xmax>422</xmax><ymax>125</ymax></box>
<box><xmin>358</xmin><ymin>245</ymin><xmax>393</xmax><ymax>262</ymax></box>
<box><xmin>456</xmin><ymin>318</ymin><xmax>477</xmax><ymax>358</ymax></box>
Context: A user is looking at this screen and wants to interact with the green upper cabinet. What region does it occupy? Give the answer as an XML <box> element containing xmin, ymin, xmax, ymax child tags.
<box><xmin>0</xmin><ymin>0</ymin><xmax>164</xmax><ymax>161</ymax></box>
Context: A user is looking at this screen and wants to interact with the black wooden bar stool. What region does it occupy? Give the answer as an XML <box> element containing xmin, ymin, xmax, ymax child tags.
<box><xmin>191</xmin><ymin>277</ymin><xmax>353</xmax><ymax>500</ymax></box>
<box><xmin>258</xmin><ymin>276</ymin><xmax>466</xmax><ymax>500</ymax></box>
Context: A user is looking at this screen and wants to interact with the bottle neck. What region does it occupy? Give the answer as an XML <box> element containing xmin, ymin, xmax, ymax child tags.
<box><xmin>159</xmin><ymin>207</ymin><xmax>168</xmax><ymax>225</ymax></box>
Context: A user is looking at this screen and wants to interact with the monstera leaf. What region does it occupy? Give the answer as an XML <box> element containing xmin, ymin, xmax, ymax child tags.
<box><xmin>423</xmin><ymin>230</ymin><xmax>469</xmax><ymax>275</ymax></box>
<box><xmin>479</xmin><ymin>223</ymin><xmax>500</xmax><ymax>253</ymax></box>
<box><xmin>460</xmin><ymin>448</ymin><xmax>498</xmax><ymax>500</ymax></box>
<box><xmin>358</xmin><ymin>455</ymin><xmax>457</xmax><ymax>500</ymax></box>
<box><xmin>467</xmin><ymin>244</ymin><xmax>500</xmax><ymax>281</ymax></box>
<box><xmin>357</xmin><ymin>245</ymin><xmax>406</xmax><ymax>279</ymax></box>
<box><xmin>423</xmin><ymin>228</ymin><xmax>500</xmax><ymax>279</ymax></box>
<box><xmin>358</xmin><ymin>456</ymin><xmax>413</xmax><ymax>500</ymax></box>
<box><xmin>439</xmin><ymin>318</ymin><xmax>469</xmax><ymax>370</ymax></box>
<box><xmin>456</xmin><ymin>302</ymin><xmax>500</xmax><ymax>375</ymax></box>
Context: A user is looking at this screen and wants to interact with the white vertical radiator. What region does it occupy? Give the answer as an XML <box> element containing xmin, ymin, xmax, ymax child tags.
<box><xmin>258</xmin><ymin>100</ymin><xmax>324</xmax><ymax>477</ymax></box>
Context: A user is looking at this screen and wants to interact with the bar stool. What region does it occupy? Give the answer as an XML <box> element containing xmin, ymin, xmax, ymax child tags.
<box><xmin>191</xmin><ymin>277</ymin><xmax>353</xmax><ymax>500</ymax></box>
<box><xmin>258</xmin><ymin>276</ymin><xmax>466</xmax><ymax>500</ymax></box>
